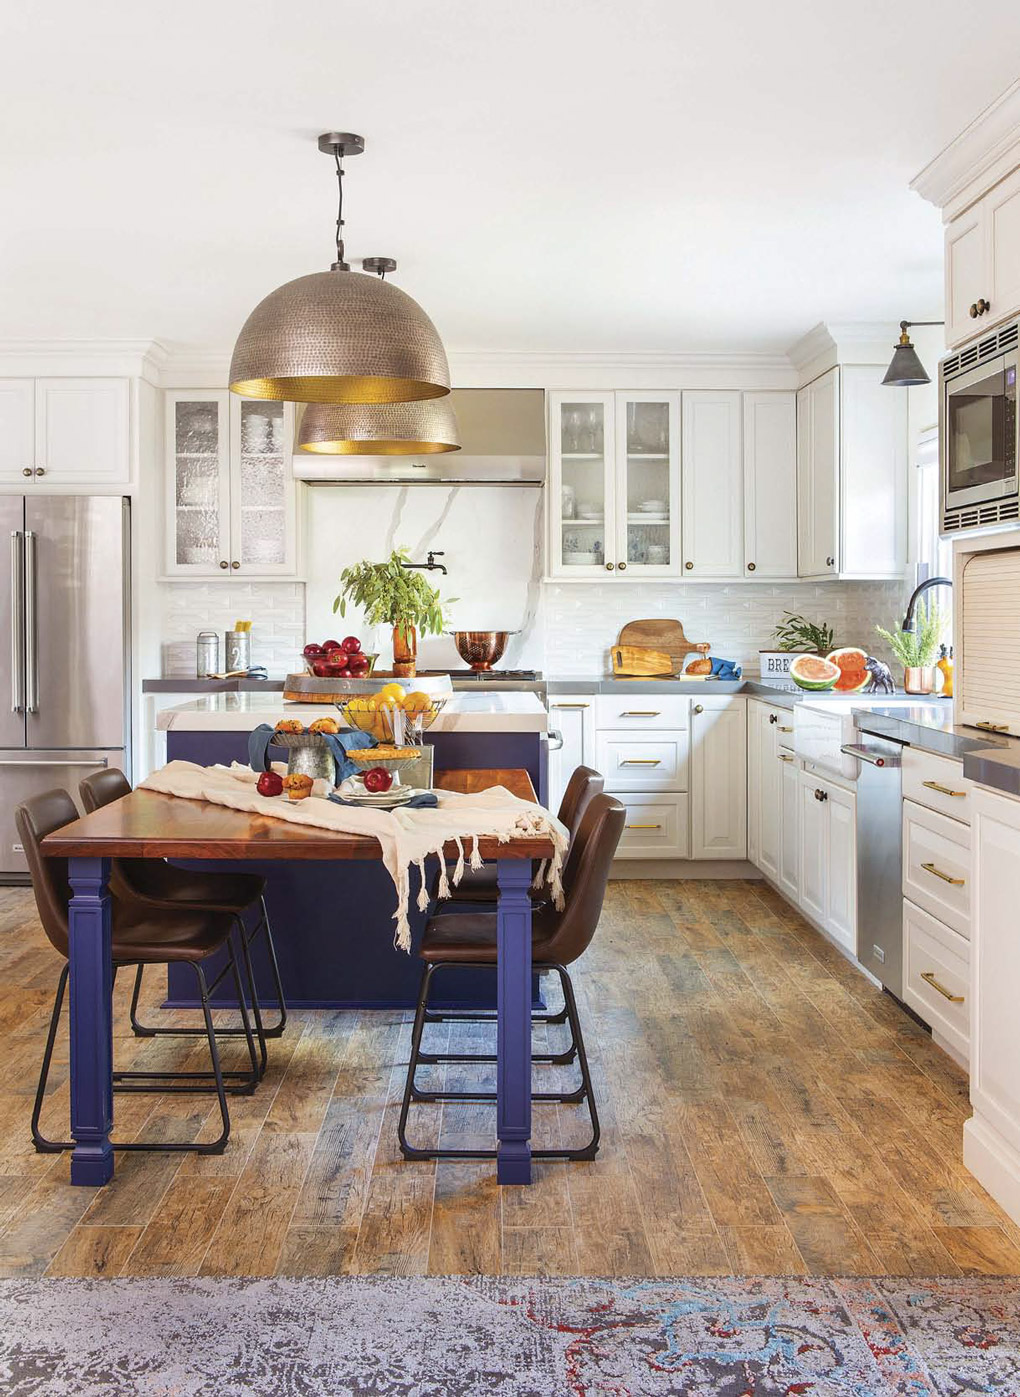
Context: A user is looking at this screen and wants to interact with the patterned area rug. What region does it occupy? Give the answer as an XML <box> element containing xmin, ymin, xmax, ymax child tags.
<box><xmin>1</xmin><ymin>1274</ymin><xmax>1019</xmax><ymax>1395</ymax></box>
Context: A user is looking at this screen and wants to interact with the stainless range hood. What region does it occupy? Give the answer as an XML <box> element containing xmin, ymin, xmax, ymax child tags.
<box><xmin>293</xmin><ymin>388</ymin><xmax>546</xmax><ymax>486</ymax></box>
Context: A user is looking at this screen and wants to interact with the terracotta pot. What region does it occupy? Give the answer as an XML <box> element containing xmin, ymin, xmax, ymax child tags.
<box><xmin>392</xmin><ymin>623</ymin><xmax>417</xmax><ymax>678</ymax></box>
<box><xmin>903</xmin><ymin>665</ymin><xmax>936</xmax><ymax>695</ymax></box>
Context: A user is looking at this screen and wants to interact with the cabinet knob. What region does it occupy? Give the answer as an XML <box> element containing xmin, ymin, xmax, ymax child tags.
<box><xmin>825</xmin><ymin>556</ymin><xmax>835</xmax><ymax>567</ymax></box>
<box><xmin>747</xmin><ymin>561</ymin><xmax>756</xmax><ymax>571</ymax></box>
<box><xmin>685</xmin><ymin>561</ymin><xmax>693</xmax><ymax>571</ymax></box>
<box><xmin>35</xmin><ymin>468</ymin><xmax>45</xmax><ymax>477</ymax></box>
<box><xmin>605</xmin><ymin>562</ymin><xmax>615</xmax><ymax>571</ymax></box>
<box><xmin>230</xmin><ymin>560</ymin><xmax>241</xmax><ymax>570</ymax></box>
<box><xmin>769</xmin><ymin>713</ymin><xmax>778</xmax><ymax>724</ymax></box>
<box><xmin>618</xmin><ymin>561</ymin><xmax>627</xmax><ymax>571</ymax></box>
<box><xmin>814</xmin><ymin>788</ymin><xmax>828</xmax><ymax>802</ymax></box>
<box><xmin>971</xmin><ymin>298</ymin><xmax>991</xmax><ymax>318</ymax></box>
<box><xmin>693</xmin><ymin>703</ymin><xmax>704</xmax><ymax>714</ymax></box>
<box><xmin>22</xmin><ymin>467</ymin><xmax>32</xmax><ymax>477</ymax></box>
<box><xmin>219</xmin><ymin>560</ymin><xmax>229</xmax><ymax>570</ymax></box>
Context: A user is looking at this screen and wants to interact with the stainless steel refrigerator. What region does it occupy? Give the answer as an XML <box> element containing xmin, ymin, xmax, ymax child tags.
<box><xmin>1</xmin><ymin>496</ymin><xmax>130</xmax><ymax>878</ymax></box>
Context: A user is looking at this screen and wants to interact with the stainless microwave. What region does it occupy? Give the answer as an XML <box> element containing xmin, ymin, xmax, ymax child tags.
<box><xmin>941</xmin><ymin>319</ymin><xmax>1020</xmax><ymax>532</ymax></box>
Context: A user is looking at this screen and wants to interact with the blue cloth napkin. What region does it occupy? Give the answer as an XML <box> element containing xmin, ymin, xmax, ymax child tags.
<box><xmin>328</xmin><ymin>789</ymin><xmax>439</xmax><ymax>810</ymax></box>
<box><xmin>708</xmin><ymin>657</ymin><xmax>742</xmax><ymax>681</ymax></box>
<box><xmin>247</xmin><ymin>723</ymin><xmax>377</xmax><ymax>783</ymax></box>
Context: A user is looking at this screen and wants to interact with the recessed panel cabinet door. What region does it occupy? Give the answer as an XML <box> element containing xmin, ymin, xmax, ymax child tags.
<box><xmin>546</xmin><ymin>696</ymin><xmax>595</xmax><ymax>814</ymax></box>
<box><xmin>797</xmin><ymin>369</ymin><xmax>839</xmax><ymax>578</ymax></box>
<box><xmin>681</xmin><ymin>391</ymin><xmax>743</xmax><ymax>579</ymax></box>
<box><xmin>690</xmin><ymin>697</ymin><xmax>747</xmax><ymax>859</ymax></box>
<box><xmin>826</xmin><ymin>783</ymin><xmax>857</xmax><ymax>953</ymax></box>
<box><xmin>0</xmin><ymin>380</ymin><xmax>35</xmax><ymax>483</ymax></box>
<box><xmin>779</xmin><ymin>750</ymin><xmax>800</xmax><ymax>901</ymax></box>
<box><xmin>757</xmin><ymin>709</ymin><xmax>781</xmax><ymax>881</ymax></box>
<box><xmin>35</xmin><ymin>378</ymin><xmax>130</xmax><ymax>484</ymax></box>
<box><xmin>743</xmin><ymin>392</ymin><xmax>797</xmax><ymax>579</ymax></box>
<box><xmin>945</xmin><ymin>205</ymin><xmax>987</xmax><ymax>348</ymax></box>
<box><xmin>988</xmin><ymin>166</ymin><xmax>1020</xmax><ymax>335</ymax></box>
<box><xmin>799</xmin><ymin>769</ymin><xmax>828</xmax><ymax>926</ymax></box>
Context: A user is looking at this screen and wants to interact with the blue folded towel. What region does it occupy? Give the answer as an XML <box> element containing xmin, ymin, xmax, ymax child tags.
<box><xmin>328</xmin><ymin>789</ymin><xmax>439</xmax><ymax>810</ymax></box>
<box><xmin>247</xmin><ymin>723</ymin><xmax>377</xmax><ymax>783</ymax></box>
<box><xmin>708</xmin><ymin>657</ymin><xmax>742</xmax><ymax>681</ymax></box>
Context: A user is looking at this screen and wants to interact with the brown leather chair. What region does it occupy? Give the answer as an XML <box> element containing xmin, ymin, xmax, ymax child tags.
<box><xmin>443</xmin><ymin>765</ymin><xmax>604</xmax><ymax>906</ymax></box>
<box><xmin>79</xmin><ymin>769</ymin><xmax>287</xmax><ymax>1064</ymax></box>
<box><xmin>18</xmin><ymin>790</ymin><xmax>262</xmax><ymax>1156</ymax></box>
<box><xmin>398</xmin><ymin>791</ymin><xmax>625</xmax><ymax>1164</ymax></box>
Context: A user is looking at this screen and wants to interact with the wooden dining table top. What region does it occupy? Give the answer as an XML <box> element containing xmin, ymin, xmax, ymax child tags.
<box><xmin>40</xmin><ymin>767</ymin><xmax>555</xmax><ymax>862</ymax></box>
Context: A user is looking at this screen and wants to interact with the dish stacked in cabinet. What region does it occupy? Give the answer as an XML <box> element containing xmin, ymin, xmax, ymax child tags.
<box><xmin>547</xmin><ymin>692</ymin><xmax>747</xmax><ymax>861</ymax></box>
<box><xmin>901</xmin><ymin>749</ymin><xmax>973</xmax><ymax>1065</ymax></box>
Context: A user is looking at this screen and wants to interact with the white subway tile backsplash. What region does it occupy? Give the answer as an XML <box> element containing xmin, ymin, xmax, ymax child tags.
<box><xmin>158</xmin><ymin>581</ymin><xmax>306</xmax><ymax>676</ymax></box>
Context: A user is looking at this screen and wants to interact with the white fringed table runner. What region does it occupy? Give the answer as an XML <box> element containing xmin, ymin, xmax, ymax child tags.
<box><xmin>139</xmin><ymin>761</ymin><xmax>568</xmax><ymax>951</ymax></box>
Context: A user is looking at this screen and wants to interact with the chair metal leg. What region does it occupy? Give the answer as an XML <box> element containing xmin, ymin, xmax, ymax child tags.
<box><xmin>32</xmin><ymin>960</ymin><xmax>234</xmax><ymax>1155</ymax></box>
<box><xmin>397</xmin><ymin>960</ymin><xmax>600</xmax><ymax>1162</ymax></box>
<box><xmin>231</xmin><ymin>919</ymin><xmax>268</xmax><ymax>1078</ymax></box>
<box><xmin>253</xmin><ymin>896</ymin><xmax>287</xmax><ymax>1037</ymax></box>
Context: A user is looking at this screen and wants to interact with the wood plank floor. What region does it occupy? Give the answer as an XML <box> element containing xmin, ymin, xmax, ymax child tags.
<box><xmin>2</xmin><ymin>877</ymin><xmax>1020</xmax><ymax>1278</ymax></box>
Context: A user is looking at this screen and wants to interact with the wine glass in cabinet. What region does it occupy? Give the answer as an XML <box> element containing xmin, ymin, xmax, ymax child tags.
<box><xmin>548</xmin><ymin>393</ymin><xmax>615</xmax><ymax>578</ymax></box>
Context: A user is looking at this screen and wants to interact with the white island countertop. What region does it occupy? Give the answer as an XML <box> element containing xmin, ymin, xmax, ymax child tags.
<box><xmin>156</xmin><ymin>691</ymin><xmax>549</xmax><ymax>735</ymax></box>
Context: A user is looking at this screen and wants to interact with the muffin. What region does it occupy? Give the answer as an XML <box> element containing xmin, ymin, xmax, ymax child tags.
<box><xmin>309</xmin><ymin>716</ymin><xmax>339</xmax><ymax>735</ymax></box>
<box><xmin>275</xmin><ymin>718</ymin><xmax>305</xmax><ymax>734</ymax></box>
<box><xmin>282</xmin><ymin>773</ymin><xmax>314</xmax><ymax>801</ymax></box>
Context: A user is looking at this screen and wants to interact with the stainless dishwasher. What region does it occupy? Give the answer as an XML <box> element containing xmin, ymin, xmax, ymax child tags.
<box><xmin>842</xmin><ymin>735</ymin><xmax>905</xmax><ymax>997</ymax></box>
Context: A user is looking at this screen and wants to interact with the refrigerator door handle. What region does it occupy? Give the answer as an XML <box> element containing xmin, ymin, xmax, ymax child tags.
<box><xmin>24</xmin><ymin>529</ymin><xmax>38</xmax><ymax>715</ymax></box>
<box><xmin>10</xmin><ymin>531</ymin><xmax>25</xmax><ymax>714</ymax></box>
<box><xmin>0</xmin><ymin>757</ymin><xmax>110</xmax><ymax>768</ymax></box>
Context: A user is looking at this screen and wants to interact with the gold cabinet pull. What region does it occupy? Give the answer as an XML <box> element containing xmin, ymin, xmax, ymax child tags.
<box><xmin>976</xmin><ymin>721</ymin><xmax>1010</xmax><ymax>733</ymax></box>
<box><xmin>622</xmin><ymin>758</ymin><xmax>661</xmax><ymax>765</ymax></box>
<box><xmin>625</xmin><ymin>822</ymin><xmax>662</xmax><ymax>830</ymax></box>
<box><xmin>920</xmin><ymin>861</ymin><xmax>965</xmax><ymax>887</ymax></box>
<box><xmin>621</xmin><ymin>710</ymin><xmax>661</xmax><ymax>716</ymax></box>
<box><xmin>920</xmin><ymin>971</ymin><xmax>964</xmax><ymax>1003</ymax></box>
<box><xmin>551</xmin><ymin>703</ymin><xmax>590</xmax><ymax>710</ymax></box>
<box><xmin>922</xmin><ymin>780</ymin><xmax>966</xmax><ymax>798</ymax></box>
<box><xmin>778</xmin><ymin>725</ymin><xmax>793</xmax><ymax>733</ymax></box>
<box><xmin>778</xmin><ymin>753</ymin><xmax>794</xmax><ymax>763</ymax></box>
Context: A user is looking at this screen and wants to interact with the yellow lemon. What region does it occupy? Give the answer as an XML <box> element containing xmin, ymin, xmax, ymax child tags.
<box><xmin>378</xmin><ymin>682</ymin><xmax>406</xmax><ymax>704</ymax></box>
<box><xmin>402</xmin><ymin>690</ymin><xmax>431</xmax><ymax>714</ymax></box>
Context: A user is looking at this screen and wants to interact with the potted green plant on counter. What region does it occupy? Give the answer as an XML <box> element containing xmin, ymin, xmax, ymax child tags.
<box><xmin>759</xmin><ymin>612</ymin><xmax>836</xmax><ymax>679</ymax></box>
<box><xmin>875</xmin><ymin>599</ymin><xmax>945</xmax><ymax>695</ymax></box>
<box><xmin>334</xmin><ymin>547</ymin><xmax>455</xmax><ymax>678</ymax></box>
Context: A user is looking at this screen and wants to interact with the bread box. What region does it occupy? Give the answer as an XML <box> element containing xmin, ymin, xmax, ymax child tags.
<box><xmin>954</xmin><ymin>526</ymin><xmax>1020</xmax><ymax>737</ymax></box>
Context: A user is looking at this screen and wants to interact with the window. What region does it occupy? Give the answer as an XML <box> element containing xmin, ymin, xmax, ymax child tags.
<box><xmin>915</xmin><ymin>426</ymin><xmax>954</xmax><ymax>633</ymax></box>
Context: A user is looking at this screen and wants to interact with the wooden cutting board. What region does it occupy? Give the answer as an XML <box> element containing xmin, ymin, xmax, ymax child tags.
<box><xmin>611</xmin><ymin>645</ymin><xmax>676</xmax><ymax>677</ymax></box>
<box><xmin>617</xmin><ymin>619</ymin><xmax>710</xmax><ymax>670</ymax></box>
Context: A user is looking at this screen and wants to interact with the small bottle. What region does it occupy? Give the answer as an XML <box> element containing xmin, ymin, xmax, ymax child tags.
<box><xmin>936</xmin><ymin>643</ymin><xmax>954</xmax><ymax>698</ymax></box>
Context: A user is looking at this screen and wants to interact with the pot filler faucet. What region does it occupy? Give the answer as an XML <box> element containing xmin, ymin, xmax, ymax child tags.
<box><xmin>902</xmin><ymin>576</ymin><xmax>952</xmax><ymax>632</ymax></box>
<box><xmin>400</xmin><ymin>550</ymin><xmax>447</xmax><ymax>576</ymax></box>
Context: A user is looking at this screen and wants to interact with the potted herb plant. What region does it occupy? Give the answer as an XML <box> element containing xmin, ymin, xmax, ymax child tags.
<box><xmin>875</xmin><ymin>599</ymin><xmax>945</xmax><ymax>695</ymax></box>
<box><xmin>759</xmin><ymin>612</ymin><xmax>836</xmax><ymax>679</ymax></box>
<box><xmin>334</xmin><ymin>547</ymin><xmax>455</xmax><ymax>678</ymax></box>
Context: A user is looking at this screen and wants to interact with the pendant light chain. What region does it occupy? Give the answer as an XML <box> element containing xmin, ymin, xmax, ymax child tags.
<box><xmin>332</xmin><ymin>145</ymin><xmax>349</xmax><ymax>271</ymax></box>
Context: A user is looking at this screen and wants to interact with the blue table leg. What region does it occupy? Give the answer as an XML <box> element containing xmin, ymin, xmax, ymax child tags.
<box><xmin>68</xmin><ymin>857</ymin><xmax>114</xmax><ymax>1186</ymax></box>
<box><xmin>496</xmin><ymin>858</ymin><xmax>532</xmax><ymax>1185</ymax></box>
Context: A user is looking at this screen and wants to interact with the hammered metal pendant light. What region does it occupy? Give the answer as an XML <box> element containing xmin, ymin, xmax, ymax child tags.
<box><xmin>229</xmin><ymin>134</ymin><xmax>450</xmax><ymax>404</ymax></box>
<box><xmin>298</xmin><ymin>258</ymin><xmax>460</xmax><ymax>454</ymax></box>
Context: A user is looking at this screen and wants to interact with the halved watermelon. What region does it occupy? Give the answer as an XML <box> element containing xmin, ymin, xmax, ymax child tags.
<box><xmin>826</xmin><ymin>646</ymin><xmax>870</xmax><ymax>693</ymax></box>
<box><xmin>789</xmin><ymin>654</ymin><xmax>841</xmax><ymax>691</ymax></box>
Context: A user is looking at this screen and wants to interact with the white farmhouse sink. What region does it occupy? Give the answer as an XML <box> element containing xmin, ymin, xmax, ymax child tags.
<box><xmin>793</xmin><ymin>696</ymin><xmax>942</xmax><ymax>779</ymax></box>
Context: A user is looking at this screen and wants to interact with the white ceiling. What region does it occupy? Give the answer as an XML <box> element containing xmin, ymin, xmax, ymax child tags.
<box><xmin>1</xmin><ymin>0</ymin><xmax>1018</xmax><ymax>357</ymax></box>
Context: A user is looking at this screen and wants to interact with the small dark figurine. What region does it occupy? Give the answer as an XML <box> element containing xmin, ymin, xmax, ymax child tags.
<box><xmin>864</xmin><ymin>655</ymin><xmax>895</xmax><ymax>694</ymax></box>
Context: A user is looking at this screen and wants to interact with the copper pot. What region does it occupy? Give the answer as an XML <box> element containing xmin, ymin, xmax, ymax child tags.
<box><xmin>452</xmin><ymin>630</ymin><xmax>517</xmax><ymax>671</ymax></box>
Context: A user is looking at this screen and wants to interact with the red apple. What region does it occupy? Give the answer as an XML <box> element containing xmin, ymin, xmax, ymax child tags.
<box><xmin>256</xmin><ymin>770</ymin><xmax>284</xmax><ymax>797</ymax></box>
<box><xmin>311</xmin><ymin>661</ymin><xmax>331</xmax><ymax>677</ymax></box>
<box><xmin>362</xmin><ymin>766</ymin><xmax>393</xmax><ymax>793</ymax></box>
<box><xmin>341</xmin><ymin>636</ymin><xmax>362</xmax><ymax>655</ymax></box>
<box><xmin>322</xmin><ymin>639</ymin><xmax>343</xmax><ymax>654</ymax></box>
<box><xmin>348</xmin><ymin>653</ymin><xmax>370</xmax><ymax>674</ymax></box>
<box><xmin>335</xmin><ymin>667</ymin><xmax>352</xmax><ymax>678</ymax></box>
<box><xmin>303</xmin><ymin>642</ymin><xmax>325</xmax><ymax>658</ymax></box>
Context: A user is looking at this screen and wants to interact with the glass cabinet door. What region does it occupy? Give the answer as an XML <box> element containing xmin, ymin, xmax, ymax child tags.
<box><xmin>166</xmin><ymin>391</ymin><xmax>231</xmax><ymax>575</ymax></box>
<box><xmin>549</xmin><ymin>393</ymin><xmax>615</xmax><ymax>577</ymax></box>
<box><xmin>616</xmin><ymin>394</ymin><xmax>680</xmax><ymax>576</ymax></box>
<box><xmin>229</xmin><ymin>397</ymin><xmax>295</xmax><ymax>575</ymax></box>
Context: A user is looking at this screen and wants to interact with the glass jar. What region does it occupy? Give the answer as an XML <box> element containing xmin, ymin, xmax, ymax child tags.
<box><xmin>392</xmin><ymin>623</ymin><xmax>417</xmax><ymax>678</ymax></box>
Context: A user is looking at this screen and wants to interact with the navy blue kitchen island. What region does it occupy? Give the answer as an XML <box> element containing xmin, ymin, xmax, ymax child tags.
<box><xmin>157</xmin><ymin>694</ymin><xmax>549</xmax><ymax>1010</ymax></box>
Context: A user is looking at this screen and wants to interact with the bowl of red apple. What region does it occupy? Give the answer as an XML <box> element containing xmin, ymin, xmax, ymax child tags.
<box><xmin>302</xmin><ymin>636</ymin><xmax>377</xmax><ymax>680</ymax></box>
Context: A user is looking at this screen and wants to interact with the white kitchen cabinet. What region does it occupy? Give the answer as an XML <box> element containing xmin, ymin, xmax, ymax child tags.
<box><xmin>797</xmin><ymin>767</ymin><xmax>856</xmax><ymax>951</ymax></box>
<box><xmin>0</xmin><ymin>377</ymin><xmax>129</xmax><ymax>487</ymax></box>
<box><xmin>681</xmin><ymin>391</ymin><xmax>743</xmax><ymax>580</ymax></box>
<box><xmin>165</xmin><ymin>390</ymin><xmax>299</xmax><ymax>578</ymax></box>
<box><xmin>615</xmin><ymin>792</ymin><xmax>689</xmax><ymax>859</ymax></box>
<box><xmin>778</xmin><ymin>749</ymin><xmax>800</xmax><ymax>901</ymax></box>
<box><xmin>943</xmin><ymin>166</ymin><xmax>1020</xmax><ymax>349</ymax></box>
<box><xmin>743</xmin><ymin>391</ymin><xmax>797</xmax><ymax>579</ymax></box>
<box><xmin>690</xmin><ymin>696</ymin><xmax>747</xmax><ymax>858</ymax></box>
<box><xmin>747</xmin><ymin>698</ymin><xmax>762</xmax><ymax>866</ymax></box>
<box><xmin>596</xmin><ymin>732</ymin><xmax>689</xmax><ymax>793</ymax></box>
<box><xmin>966</xmin><ymin>786</ymin><xmax>1020</xmax><ymax>1225</ymax></box>
<box><xmin>797</xmin><ymin>365</ymin><xmax>907</xmax><ymax>581</ymax></box>
<box><xmin>546</xmin><ymin>693</ymin><xmax>596</xmax><ymax>813</ymax></box>
<box><xmin>548</xmin><ymin>391</ymin><xmax>679</xmax><ymax>579</ymax></box>
<box><xmin>748</xmin><ymin>700</ymin><xmax>784</xmax><ymax>881</ymax></box>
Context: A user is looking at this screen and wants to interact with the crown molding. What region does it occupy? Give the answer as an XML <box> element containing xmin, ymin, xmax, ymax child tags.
<box><xmin>0</xmin><ymin>338</ymin><xmax>168</xmax><ymax>383</ymax></box>
<box><xmin>786</xmin><ymin>321</ymin><xmax>900</xmax><ymax>386</ymax></box>
<box><xmin>912</xmin><ymin>79</ymin><xmax>1020</xmax><ymax>218</ymax></box>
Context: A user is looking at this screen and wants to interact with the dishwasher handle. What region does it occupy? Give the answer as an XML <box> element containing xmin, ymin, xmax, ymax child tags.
<box><xmin>840</xmin><ymin>742</ymin><xmax>901</xmax><ymax>769</ymax></box>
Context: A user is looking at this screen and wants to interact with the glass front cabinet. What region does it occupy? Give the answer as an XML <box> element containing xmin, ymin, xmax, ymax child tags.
<box><xmin>547</xmin><ymin>391</ymin><xmax>680</xmax><ymax>578</ymax></box>
<box><xmin>165</xmin><ymin>390</ymin><xmax>300</xmax><ymax>578</ymax></box>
